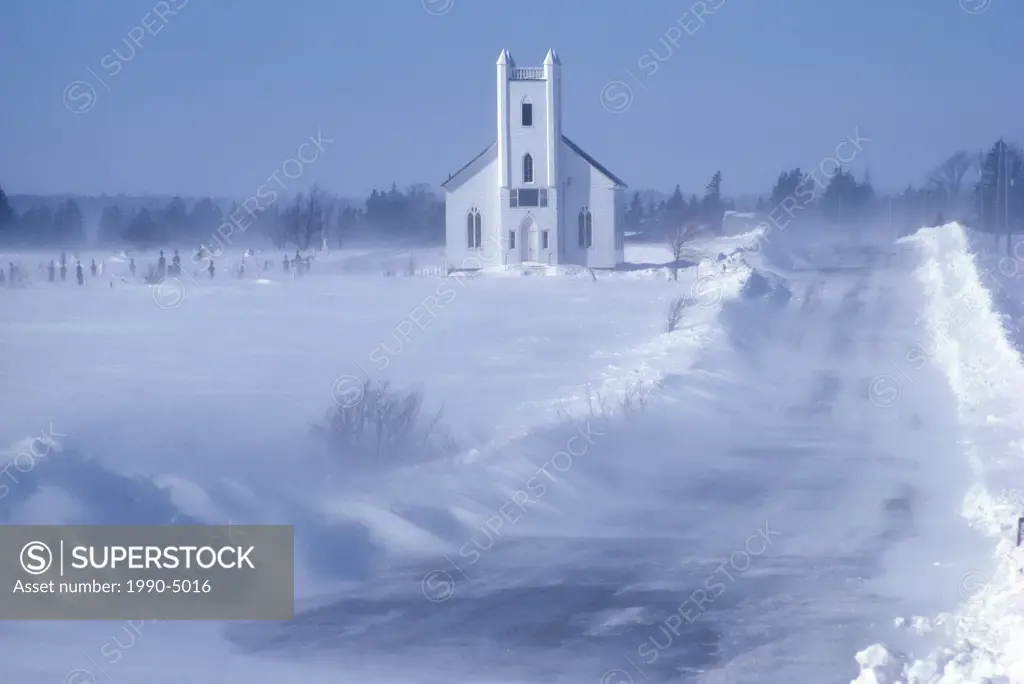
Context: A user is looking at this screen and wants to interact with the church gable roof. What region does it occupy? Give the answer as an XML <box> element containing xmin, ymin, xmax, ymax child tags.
<box><xmin>441</xmin><ymin>142</ymin><xmax>497</xmax><ymax>192</ymax></box>
<box><xmin>561</xmin><ymin>135</ymin><xmax>627</xmax><ymax>189</ymax></box>
<box><xmin>441</xmin><ymin>136</ymin><xmax>627</xmax><ymax>191</ymax></box>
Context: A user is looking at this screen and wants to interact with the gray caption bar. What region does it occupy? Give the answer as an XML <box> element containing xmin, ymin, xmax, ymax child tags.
<box><xmin>0</xmin><ymin>525</ymin><xmax>294</xmax><ymax>620</ymax></box>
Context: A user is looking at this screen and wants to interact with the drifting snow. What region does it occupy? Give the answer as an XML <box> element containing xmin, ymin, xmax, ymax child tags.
<box><xmin>1</xmin><ymin>223</ymin><xmax>1023</xmax><ymax>682</ymax></box>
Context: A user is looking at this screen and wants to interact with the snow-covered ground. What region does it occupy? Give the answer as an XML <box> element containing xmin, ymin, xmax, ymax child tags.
<box><xmin>0</xmin><ymin>224</ymin><xmax>1022</xmax><ymax>683</ymax></box>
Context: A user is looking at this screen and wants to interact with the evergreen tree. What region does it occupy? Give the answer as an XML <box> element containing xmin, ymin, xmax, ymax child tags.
<box><xmin>624</xmin><ymin>191</ymin><xmax>645</xmax><ymax>232</ymax></box>
<box><xmin>19</xmin><ymin>207</ymin><xmax>55</xmax><ymax>243</ymax></box>
<box><xmin>973</xmin><ymin>139</ymin><xmax>1024</xmax><ymax>245</ymax></box>
<box><xmin>99</xmin><ymin>205</ymin><xmax>126</xmax><ymax>242</ymax></box>
<box><xmin>701</xmin><ymin>171</ymin><xmax>724</xmax><ymax>232</ymax></box>
<box><xmin>819</xmin><ymin>168</ymin><xmax>873</xmax><ymax>225</ymax></box>
<box><xmin>665</xmin><ymin>185</ymin><xmax>685</xmax><ymax>229</ymax></box>
<box><xmin>820</xmin><ymin>169</ymin><xmax>855</xmax><ymax>222</ymax></box>
<box><xmin>53</xmin><ymin>199</ymin><xmax>86</xmax><ymax>244</ymax></box>
<box><xmin>769</xmin><ymin>168</ymin><xmax>805</xmax><ymax>208</ymax></box>
<box><xmin>189</xmin><ymin>197</ymin><xmax>223</xmax><ymax>233</ymax></box>
<box><xmin>124</xmin><ymin>208</ymin><xmax>159</xmax><ymax>246</ymax></box>
<box><xmin>161</xmin><ymin>197</ymin><xmax>189</xmax><ymax>238</ymax></box>
<box><xmin>0</xmin><ymin>185</ymin><xmax>14</xmax><ymax>234</ymax></box>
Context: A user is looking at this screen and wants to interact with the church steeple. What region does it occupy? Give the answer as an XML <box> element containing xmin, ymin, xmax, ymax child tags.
<box><xmin>496</xmin><ymin>49</ymin><xmax>513</xmax><ymax>187</ymax></box>
<box><xmin>543</xmin><ymin>49</ymin><xmax>561</xmax><ymax>186</ymax></box>
<box><xmin>497</xmin><ymin>50</ymin><xmax>563</xmax><ymax>190</ymax></box>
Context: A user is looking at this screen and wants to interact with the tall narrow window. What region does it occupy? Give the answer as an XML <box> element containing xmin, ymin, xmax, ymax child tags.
<box><xmin>542</xmin><ymin>230</ymin><xmax>549</xmax><ymax>250</ymax></box>
<box><xmin>466</xmin><ymin>208</ymin><xmax>482</xmax><ymax>248</ymax></box>
<box><xmin>523</xmin><ymin>154</ymin><xmax>534</xmax><ymax>184</ymax></box>
<box><xmin>509</xmin><ymin>229</ymin><xmax>516</xmax><ymax>249</ymax></box>
<box><xmin>521</xmin><ymin>99</ymin><xmax>533</xmax><ymax>127</ymax></box>
<box><xmin>578</xmin><ymin>208</ymin><xmax>593</xmax><ymax>248</ymax></box>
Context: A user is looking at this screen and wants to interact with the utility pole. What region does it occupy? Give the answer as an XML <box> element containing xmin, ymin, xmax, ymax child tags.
<box><xmin>978</xmin><ymin>150</ymin><xmax>984</xmax><ymax>228</ymax></box>
<box><xmin>888</xmin><ymin>198</ymin><xmax>893</xmax><ymax>239</ymax></box>
<box><xmin>999</xmin><ymin>137</ymin><xmax>1012</xmax><ymax>255</ymax></box>
<box><xmin>1005</xmin><ymin>141</ymin><xmax>1013</xmax><ymax>251</ymax></box>
<box><xmin>1001</xmin><ymin>138</ymin><xmax>1005</xmax><ymax>231</ymax></box>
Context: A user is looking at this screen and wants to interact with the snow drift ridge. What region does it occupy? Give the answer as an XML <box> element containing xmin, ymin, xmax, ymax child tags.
<box><xmin>853</xmin><ymin>222</ymin><xmax>1024</xmax><ymax>684</ymax></box>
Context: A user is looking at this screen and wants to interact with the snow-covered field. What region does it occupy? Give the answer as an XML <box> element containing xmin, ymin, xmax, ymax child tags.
<box><xmin>1</xmin><ymin>224</ymin><xmax>1023</xmax><ymax>683</ymax></box>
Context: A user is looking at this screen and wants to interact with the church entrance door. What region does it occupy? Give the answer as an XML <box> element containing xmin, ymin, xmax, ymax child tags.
<box><xmin>523</xmin><ymin>216</ymin><xmax>540</xmax><ymax>262</ymax></box>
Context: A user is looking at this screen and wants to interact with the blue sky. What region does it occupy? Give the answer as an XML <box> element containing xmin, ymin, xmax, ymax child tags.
<box><xmin>2</xmin><ymin>0</ymin><xmax>1020</xmax><ymax>198</ymax></box>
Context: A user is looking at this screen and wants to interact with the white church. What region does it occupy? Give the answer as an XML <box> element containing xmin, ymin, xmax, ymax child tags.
<box><xmin>442</xmin><ymin>49</ymin><xmax>628</xmax><ymax>269</ymax></box>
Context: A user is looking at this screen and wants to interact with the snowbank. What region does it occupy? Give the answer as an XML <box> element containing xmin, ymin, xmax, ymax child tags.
<box><xmin>852</xmin><ymin>223</ymin><xmax>1024</xmax><ymax>683</ymax></box>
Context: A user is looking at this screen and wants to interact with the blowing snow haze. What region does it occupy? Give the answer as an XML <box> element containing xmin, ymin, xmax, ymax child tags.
<box><xmin>2</xmin><ymin>1</ymin><xmax>1024</xmax><ymax>682</ymax></box>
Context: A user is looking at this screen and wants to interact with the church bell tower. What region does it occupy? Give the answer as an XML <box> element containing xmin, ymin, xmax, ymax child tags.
<box><xmin>496</xmin><ymin>49</ymin><xmax>563</xmax><ymax>263</ymax></box>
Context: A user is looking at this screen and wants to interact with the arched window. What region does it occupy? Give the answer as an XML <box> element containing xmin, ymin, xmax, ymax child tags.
<box><xmin>521</xmin><ymin>96</ymin><xmax>533</xmax><ymax>127</ymax></box>
<box><xmin>466</xmin><ymin>208</ymin><xmax>482</xmax><ymax>248</ymax></box>
<box><xmin>578</xmin><ymin>207</ymin><xmax>593</xmax><ymax>248</ymax></box>
<box><xmin>523</xmin><ymin>154</ymin><xmax>534</xmax><ymax>184</ymax></box>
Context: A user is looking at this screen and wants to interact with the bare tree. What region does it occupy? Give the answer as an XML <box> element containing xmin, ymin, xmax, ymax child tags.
<box><xmin>321</xmin><ymin>191</ymin><xmax>336</xmax><ymax>248</ymax></box>
<box><xmin>666</xmin><ymin>222</ymin><xmax>697</xmax><ymax>281</ymax></box>
<box><xmin>336</xmin><ymin>206</ymin><xmax>358</xmax><ymax>249</ymax></box>
<box><xmin>283</xmin><ymin>184</ymin><xmax>332</xmax><ymax>250</ymax></box>
<box><xmin>927</xmin><ymin>151</ymin><xmax>974</xmax><ymax>209</ymax></box>
<box><xmin>256</xmin><ymin>204</ymin><xmax>286</xmax><ymax>249</ymax></box>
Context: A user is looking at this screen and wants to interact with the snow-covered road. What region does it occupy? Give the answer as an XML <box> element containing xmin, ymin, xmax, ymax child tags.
<box><xmin>1</xmin><ymin>224</ymin><xmax>1022</xmax><ymax>682</ymax></box>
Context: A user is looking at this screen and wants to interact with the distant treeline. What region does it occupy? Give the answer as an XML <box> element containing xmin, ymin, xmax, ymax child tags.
<box><xmin>625</xmin><ymin>141</ymin><xmax>1024</xmax><ymax>248</ymax></box>
<box><xmin>0</xmin><ymin>183</ymin><xmax>444</xmax><ymax>251</ymax></box>
<box><xmin>0</xmin><ymin>139</ymin><xmax>1021</xmax><ymax>250</ymax></box>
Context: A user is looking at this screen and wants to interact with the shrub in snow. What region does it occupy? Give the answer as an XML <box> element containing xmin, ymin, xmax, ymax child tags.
<box><xmin>739</xmin><ymin>269</ymin><xmax>791</xmax><ymax>305</ymax></box>
<box><xmin>555</xmin><ymin>380</ymin><xmax>655</xmax><ymax>431</ymax></box>
<box><xmin>619</xmin><ymin>379</ymin><xmax>652</xmax><ymax>416</ymax></box>
<box><xmin>666</xmin><ymin>295</ymin><xmax>689</xmax><ymax>332</ymax></box>
<box><xmin>312</xmin><ymin>380</ymin><xmax>456</xmax><ymax>463</ymax></box>
<box><xmin>143</xmin><ymin>265</ymin><xmax>162</xmax><ymax>284</ymax></box>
